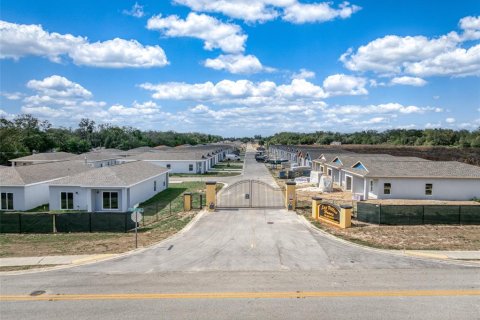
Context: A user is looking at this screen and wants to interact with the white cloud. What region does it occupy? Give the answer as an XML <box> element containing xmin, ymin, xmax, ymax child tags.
<box><xmin>405</xmin><ymin>45</ymin><xmax>480</xmax><ymax>77</ymax></box>
<box><xmin>123</xmin><ymin>2</ymin><xmax>145</xmax><ymax>18</ymax></box>
<box><xmin>68</xmin><ymin>38</ymin><xmax>168</xmax><ymax>68</ymax></box>
<box><xmin>108</xmin><ymin>101</ymin><xmax>161</xmax><ymax>116</ymax></box>
<box><xmin>0</xmin><ymin>92</ymin><xmax>23</xmax><ymax>100</ymax></box>
<box><xmin>147</xmin><ymin>12</ymin><xmax>247</xmax><ymax>53</ymax></box>
<box><xmin>282</xmin><ymin>1</ymin><xmax>361</xmax><ymax>24</ymax></box>
<box><xmin>27</xmin><ymin>75</ymin><xmax>92</xmax><ymax>99</ymax></box>
<box><xmin>445</xmin><ymin>117</ymin><xmax>456</xmax><ymax>124</ymax></box>
<box><xmin>322</xmin><ymin>74</ymin><xmax>367</xmax><ymax>96</ymax></box>
<box><xmin>459</xmin><ymin>16</ymin><xmax>480</xmax><ymax>40</ymax></box>
<box><xmin>340</xmin><ymin>16</ymin><xmax>480</xmax><ymax>77</ymax></box>
<box><xmin>326</xmin><ymin>103</ymin><xmax>437</xmax><ymax>115</ymax></box>
<box><xmin>22</xmin><ymin>75</ymin><xmax>106</xmax><ymax>116</ymax></box>
<box><xmin>0</xmin><ymin>20</ymin><xmax>168</xmax><ymax>68</ymax></box>
<box><xmin>172</xmin><ymin>0</ymin><xmax>360</xmax><ymax>24</ymax></box>
<box><xmin>140</xmin><ymin>78</ymin><xmax>327</xmax><ymax>104</ymax></box>
<box><xmin>204</xmin><ymin>54</ymin><xmax>272</xmax><ymax>74</ymax></box>
<box><xmin>390</xmin><ymin>76</ymin><xmax>427</xmax><ymax>87</ymax></box>
<box><xmin>292</xmin><ymin>68</ymin><xmax>315</xmax><ymax>80</ymax></box>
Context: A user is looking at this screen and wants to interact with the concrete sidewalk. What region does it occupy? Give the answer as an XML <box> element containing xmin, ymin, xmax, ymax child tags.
<box><xmin>0</xmin><ymin>254</ymin><xmax>116</xmax><ymax>268</ymax></box>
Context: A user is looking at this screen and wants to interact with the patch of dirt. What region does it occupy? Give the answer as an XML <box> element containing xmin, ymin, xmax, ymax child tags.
<box><xmin>0</xmin><ymin>264</ymin><xmax>60</xmax><ymax>272</ymax></box>
<box><xmin>302</xmin><ymin>213</ymin><xmax>480</xmax><ymax>250</ymax></box>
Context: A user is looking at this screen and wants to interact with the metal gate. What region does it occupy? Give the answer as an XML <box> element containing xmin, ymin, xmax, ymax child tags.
<box><xmin>217</xmin><ymin>180</ymin><xmax>284</xmax><ymax>208</ymax></box>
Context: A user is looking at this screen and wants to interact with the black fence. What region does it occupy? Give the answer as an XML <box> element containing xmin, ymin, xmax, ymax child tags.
<box><xmin>357</xmin><ymin>203</ymin><xmax>480</xmax><ymax>225</ymax></box>
<box><xmin>0</xmin><ymin>212</ymin><xmax>136</xmax><ymax>234</ymax></box>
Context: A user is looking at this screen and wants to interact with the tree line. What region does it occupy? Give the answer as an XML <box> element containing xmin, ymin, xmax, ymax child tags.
<box><xmin>0</xmin><ymin>114</ymin><xmax>223</xmax><ymax>165</ymax></box>
<box><xmin>265</xmin><ymin>129</ymin><xmax>480</xmax><ymax>147</ymax></box>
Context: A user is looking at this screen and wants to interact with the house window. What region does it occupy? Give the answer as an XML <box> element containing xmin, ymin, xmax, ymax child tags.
<box><xmin>370</xmin><ymin>180</ymin><xmax>374</xmax><ymax>192</ymax></box>
<box><xmin>60</xmin><ymin>192</ymin><xmax>74</xmax><ymax>210</ymax></box>
<box><xmin>166</xmin><ymin>164</ymin><xmax>171</xmax><ymax>169</ymax></box>
<box><xmin>189</xmin><ymin>164</ymin><xmax>194</xmax><ymax>171</ymax></box>
<box><xmin>327</xmin><ymin>168</ymin><xmax>332</xmax><ymax>176</ymax></box>
<box><xmin>384</xmin><ymin>183</ymin><xmax>391</xmax><ymax>195</ymax></box>
<box><xmin>320</xmin><ymin>165</ymin><xmax>324</xmax><ymax>172</ymax></box>
<box><xmin>1</xmin><ymin>193</ymin><xmax>14</xmax><ymax>210</ymax></box>
<box><xmin>102</xmin><ymin>192</ymin><xmax>119</xmax><ymax>210</ymax></box>
<box><xmin>154</xmin><ymin>181</ymin><xmax>157</xmax><ymax>192</ymax></box>
<box><xmin>425</xmin><ymin>183</ymin><xmax>433</xmax><ymax>196</ymax></box>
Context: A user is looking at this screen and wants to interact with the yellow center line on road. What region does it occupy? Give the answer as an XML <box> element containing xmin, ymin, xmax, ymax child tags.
<box><xmin>1</xmin><ymin>290</ymin><xmax>480</xmax><ymax>302</ymax></box>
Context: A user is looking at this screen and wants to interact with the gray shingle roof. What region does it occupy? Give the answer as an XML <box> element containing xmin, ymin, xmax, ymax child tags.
<box><xmin>9</xmin><ymin>152</ymin><xmax>76</xmax><ymax>162</ymax></box>
<box><xmin>50</xmin><ymin>161</ymin><xmax>169</xmax><ymax>187</ymax></box>
<box><xmin>344</xmin><ymin>160</ymin><xmax>480</xmax><ymax>178</ymax></box>
<box><xmin>0</xmin><ymin>160</ymin><xmax>94</xmax><ymax>186</ymax></box>
<box><xmin>127</xmin><ymin>151</ymin><xmax>208</xmax><ymax>161</ymax></box>
<box><xmin>74</xmin><ymin>152</ymin><xmax>123</xmax><ymax>162</ymax></box>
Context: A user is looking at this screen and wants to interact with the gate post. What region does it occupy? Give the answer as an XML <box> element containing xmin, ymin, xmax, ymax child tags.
<box><xmin>339</xmin><ymin>205</ymin><xmax>352</xmax><ymax>228</ymax></box>
<box><xmin>285</xmin><ymin>181</ymin><xmax>296</xmax><ymax>210</ymax></box>
<box><xmin>205</xmin><ymin>181</ymin><xmax>217</xmax><ymax>211</ymax></box>
<box><xmin>183</xmin><ymin>193</ymin><xmax>192</xmax><ymax>211</ymax></box>
<box><xmin>311</xmin><ymin>197</ymin><xmax>322</xmax><ymax>219</ymax></box>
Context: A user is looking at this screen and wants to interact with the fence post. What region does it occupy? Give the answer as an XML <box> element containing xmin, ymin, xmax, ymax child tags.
<box><xmin>422</xmin><ymin>205</ymin><xmax>425</xmax><ymax>225</ymax></box>
<box><xmin>200</xmin><ymin>194</ymin><xmax>203</xmax><ymax>209</ymax></box>
<box><xmin>458</xmin><ymin>206</ymin><xmax>462</xmax><ymax>225</ymax></box>
<box><xmin>19</xmin><ymin>213</ymin><xmax>22</xmax><ymax>234</ymax></box>
<box><xmin>53</xmin><ymin>214</ymin><xmax>56</xmax><ymax>233</ymax></box>
<box><xmin>378</xmin><ymin>204</ymin><xmax>381</xmax><ymax>225</ymax></box>
<box><xmin>156</xmin><ymin>203</ymin><xmax>159</xmax><ymax>221</ymax></box>
<box><xmin>125</xmin><ymin>212</ymin><xmax>128</xmax><ymax>233</ymax></box>
<box><xmin>169</xmin><ymin>201</ymin><xmax>172</xmax><ymax>215</ymax></box>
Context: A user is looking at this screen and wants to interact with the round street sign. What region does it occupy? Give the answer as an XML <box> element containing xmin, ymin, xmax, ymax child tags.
<box><xmin>131</xmin><ymin>212</ymin><xmax>143</xmax><ymax>223</ymax></box>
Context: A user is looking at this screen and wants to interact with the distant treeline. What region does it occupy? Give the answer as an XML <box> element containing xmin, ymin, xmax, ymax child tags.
<box><xmin>0</xmin><ymin>114</ymin><xmax>223</xmax><ymax>165</ymax></box>
<box><xmin>265</xmin><ymin>129</ymin><xmax>480</xmax><ymax>147</ymax></box>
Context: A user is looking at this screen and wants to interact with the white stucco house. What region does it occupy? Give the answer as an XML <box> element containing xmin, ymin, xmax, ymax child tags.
<box><xmin>49</xmin><ymin>161</ymin><xmax>169</xmax><ymax>212</ymax></box>
<box><xmin>341</xmin><ymin>159</ymin><xmax>480</xmax><ymax>201</ymax></box>
<box><xmin>0</xmin><ymin>161</ymin><xmax>93</xmax><ymax>211</ymax></box>
<box><xmin>9</xmin><ymin>152</ymin><xmax>76</xmax><ymax>167</ymax></box>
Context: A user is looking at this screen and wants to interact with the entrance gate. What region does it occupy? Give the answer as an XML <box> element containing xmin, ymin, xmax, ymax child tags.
<box><xmin>217</xmin><ymin>180</ymin><xmax>284</xmax><ymax>208</ymax></box>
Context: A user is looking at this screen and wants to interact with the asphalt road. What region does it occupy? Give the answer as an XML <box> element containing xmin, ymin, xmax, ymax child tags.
<box><xmin>1</xmin><ymin>145</ymin><xmax>479</xmax><ymax>319</ymax></box>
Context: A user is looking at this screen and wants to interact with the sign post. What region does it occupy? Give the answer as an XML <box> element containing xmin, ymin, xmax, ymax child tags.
<box><xmin>129</xmin><ymin>203</ymin><xmax>143</xmax><ymax>249</ymax></box>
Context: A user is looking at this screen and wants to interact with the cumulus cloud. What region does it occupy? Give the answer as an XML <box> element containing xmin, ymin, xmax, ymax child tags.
<box><xmin>0</xmin><ymin>20</ymin><xmax>168</xmax><ymax>68</ymax></box>
<box><xmin>147</xmin><ymin>12</ymin><xmax>247</xmax><ymax>53</ymax></box>
<box><xmin>325</xmin><ymin>103</ymin><xmax>438</xmax><ymax>115</ymax></box>
<box><xmin>26</xmin><ymin>75</ymin><xmax>92</xmax><ymax>99</ymax></box>
<box><xmin>0</xmin><ymin>92</ymin><xmax>23</xmax><ymax>100</ymax></box>
<box><xmin>282</xmin><ymin>1</ymin><xmax>361</xmax><ymax>24</ymax></box>
<box><xmin>204</xmin><ymin>54</ymin><xmax>272</xmax><ymax>74</ymax></box>
<box><xmin>322</xmin><ymin>74</ymin><xmax>367</xmax><ymax>96</ymax></box>
<box><xmin>140</xmin><ymin>78</ymin><xmax>327</xmax><ymax>104</ymax></box>
<box><xmin>292</xmin><ymin>68</ymin><xmax>315</xmax><ymax>80</ymax></box>
<box><xmin>123</xmin><ymin>2</ymin><xmax>145</xmax><ymax>18</ymax></box>
<box><xmin>108</xmin><ymin>101</ymin><xmax>161</xmax><ymax>116</ymax></box>
<box><xmin>22</xmin><ymin>75</ymin><xmax>107</xmax><ymax>117</ymax></box>
<box><xmin>390</xmin><ymin>76</ymin><xmax>427</xmax><ymax>87</ymax></box>
<box><xmin>172</xmin><ymin>0</ymin><xmax>360</xmax><ymax>24</ymax></box>
<box><xmin>340</xmin><ymin>16</ymin><xmax>480</xmax><ymax>77</ymax></box>
<box><xmin>445</xmin><ymin>117</ymin><xmax>456</xmax><ymax>124</ymax></box>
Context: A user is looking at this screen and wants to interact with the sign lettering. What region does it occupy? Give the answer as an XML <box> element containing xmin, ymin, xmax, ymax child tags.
<box><xmin>318</xmin><ymin>203</ymin><xmax>340</xmax><ymax>223</ymax></box>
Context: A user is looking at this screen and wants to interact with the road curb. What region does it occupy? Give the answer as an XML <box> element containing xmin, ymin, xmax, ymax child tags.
<box><xmin>298</xmin><ymin>215</ymin><xmax>480</xmax><ymax>268</ymax></box>
<box><xmin>0</xmin><ymin>209</ymin><xmax>209</xmax><ymax>276</ymax></box>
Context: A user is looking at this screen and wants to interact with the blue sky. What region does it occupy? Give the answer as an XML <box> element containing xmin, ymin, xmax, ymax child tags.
<box><xmin>1</xmin><ymin>0</ymin><xmax>479</xmax><ymax>136</ymax></box>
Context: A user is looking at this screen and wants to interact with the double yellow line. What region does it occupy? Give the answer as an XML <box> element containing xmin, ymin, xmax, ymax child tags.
<box><xmin>1</xmin><ymin>289</ymin><xmax>479</xmax><ymax>302</ymax></box>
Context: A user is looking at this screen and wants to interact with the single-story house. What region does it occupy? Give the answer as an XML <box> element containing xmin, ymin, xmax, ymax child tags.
<box><xmin>9</xmin><ymin>152</ymin><xmax>76</xmax><ymax>167</ymax></box>
<box><xmin>0</xmin><ymin>160</ymin><xmax>93</xmax><ymax>211</ymax></box>
<box><xmin>342</xmin><ymin>159</ymin><xmax>480</xmax><ymax>201</ymax></box>
<box><xmin>120</xmin><ymin>151</ymin><xmax>210</xmax><ymax>174</ymax></box>
<box><xmin>74</xmin><ymin>152</ymin><xmax>123</xmax><ymax>168</ymax></box>
<box><xmin>49</xmin><ymin>161</ymin><xmax>169</xmax><ymax>212</ymax></box>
